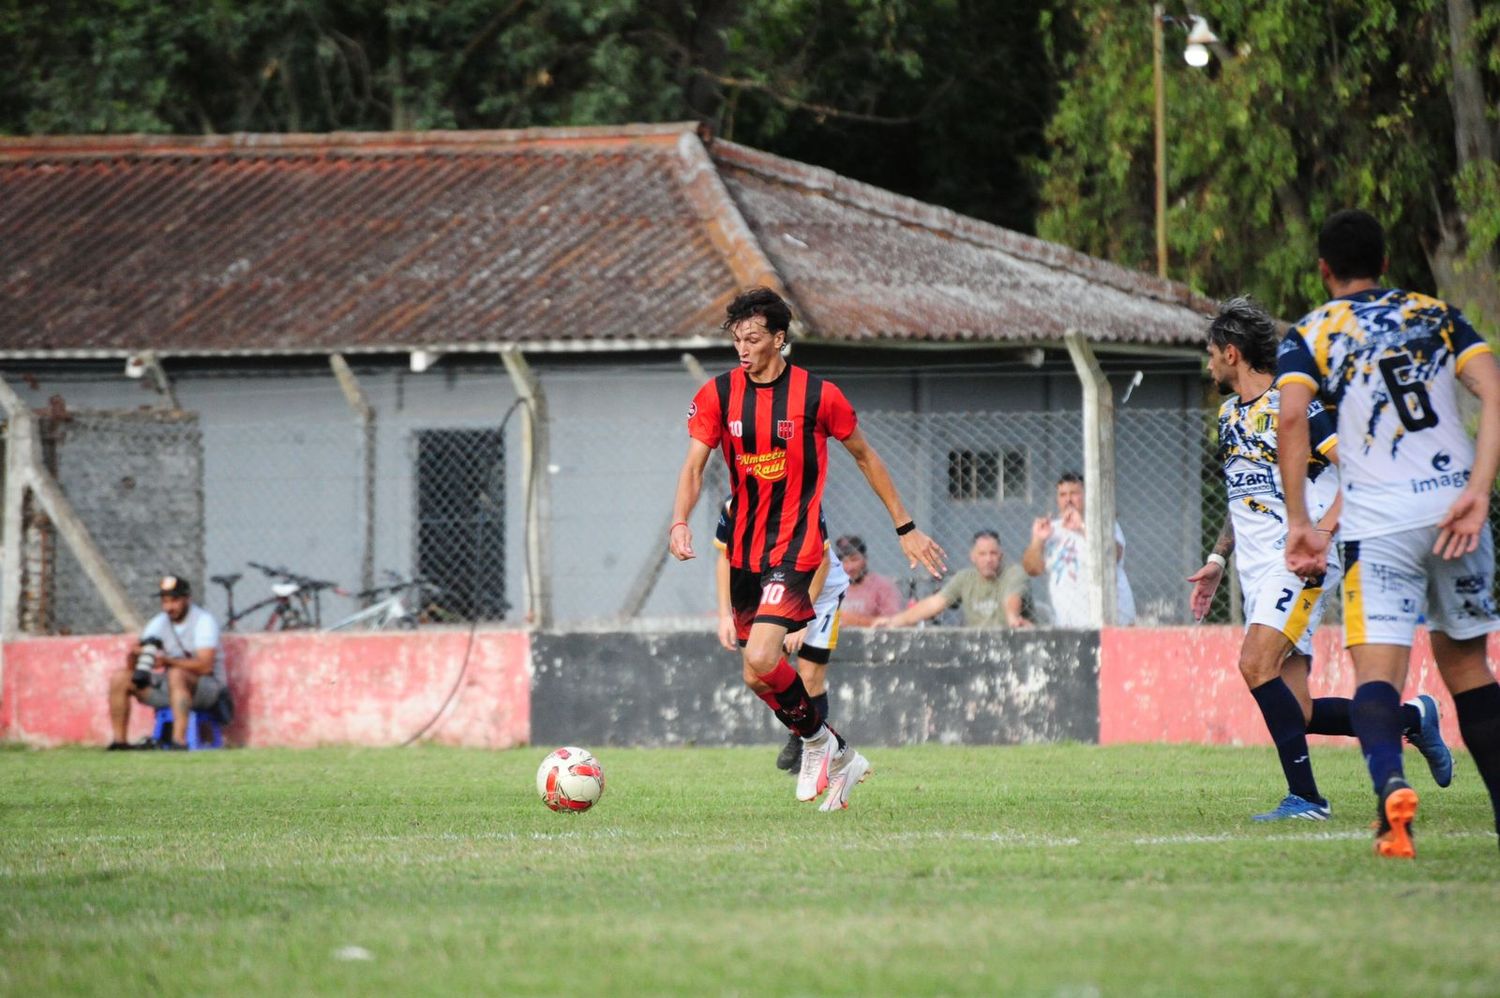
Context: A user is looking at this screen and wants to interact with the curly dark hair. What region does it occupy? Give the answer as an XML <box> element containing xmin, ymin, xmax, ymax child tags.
<box><xmin>722</xmin><ymin>286</ymin><xmax>792</xmax><ymax>339</ymax></box>
<box><xmin>1208</xmin><ymin>296</ymin><xmax>1280</xmax><ymax>374</ymax></box>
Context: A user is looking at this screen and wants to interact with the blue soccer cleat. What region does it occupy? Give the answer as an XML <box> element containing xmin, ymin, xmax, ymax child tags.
<box><xmin>1405</xmin><ymin>694</ymin><xmax>1454</xmax><ymax>788</ymax></box>
<box><xmin>1252</xmin><ymin>794</ymin><xmax>1331</xmax><ymax>822</ymax></box>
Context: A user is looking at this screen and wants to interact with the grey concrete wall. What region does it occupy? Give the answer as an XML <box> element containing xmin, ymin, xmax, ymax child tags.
<box><xmin>531</xmin><ymin>628</ymin><xmax>1099</xmax><ymax>747</ymax></box>
<box><xmin>48</xmin><ymin>411</ymin><xmax>203</xmax><ymax>634</ymax></box>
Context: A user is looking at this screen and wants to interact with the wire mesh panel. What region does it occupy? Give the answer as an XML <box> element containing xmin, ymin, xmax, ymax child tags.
<box><xmin>41</xmin><ymin>411</ymin><xmax>203</xmax><ymax>635</ymax></box>
<box><xmin>824</xmin><ymin>407</ymin><xmax>1233</xmax><ymax>627</ymax></box>
<box><xmin>17</xmin><ymin>389</ymin><xmax>1500</xmax><ymax>636</ymax></box>
<box><xmin>413</xmin><ymin>427</ymin><xmax>507</xmax><ymax>621</ymax></box>
<box><xmin>824</xmin><ymin>410</ymin><xmax>1083</xmax><ymax>622</ymax></box>
<box><xmin>545</xmin><ymin>413</ymin><xmax>709</xmax><ymax>628</ymax></box>
<box><xmin>202</xmin><ymin>419</ymin><xmax>367</xmax><ymax>628</ymax></box>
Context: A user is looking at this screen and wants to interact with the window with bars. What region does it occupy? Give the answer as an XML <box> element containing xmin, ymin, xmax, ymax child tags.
<box><xmin>415</xmin><ymin>428</ymin><xmax>508</xmax><ymax>621</ymax></box>
<box><xmin>947</xmin><ymin>448</ymin><xmax>1028</xmax><ymax>501</ymax></box>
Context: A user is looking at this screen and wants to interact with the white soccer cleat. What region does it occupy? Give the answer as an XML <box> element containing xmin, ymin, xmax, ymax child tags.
<box><xmin>818</xmin><ymin>746</ymin><xmax>870</xmax><ymax>812</ymax></box>
<box><xmin>795</xmin><ymin>727</ymin><xmax>836</xmax><ymax>801</ymax></box>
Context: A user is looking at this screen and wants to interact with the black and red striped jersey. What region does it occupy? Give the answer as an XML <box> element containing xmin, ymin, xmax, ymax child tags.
<box><xmin>687</xmin><ymin>364</ymin><xmax>857</xmax><ymax>572</ymax></box>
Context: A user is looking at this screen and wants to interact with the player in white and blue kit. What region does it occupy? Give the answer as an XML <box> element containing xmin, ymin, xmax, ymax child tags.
<box><xmin>1277</xmin><ymin>209</ymin><xmax>1500</xmax><ymax>858</ymax></box>
<box><xmin>1190</xmin><ymin>298</ymin><xmax>1449</xmax><ymax>822</ymax></box>
<box><xmin>713</xmin><ymin>495</ymin><xmax>850</xmax><ymax>779</ymax></box>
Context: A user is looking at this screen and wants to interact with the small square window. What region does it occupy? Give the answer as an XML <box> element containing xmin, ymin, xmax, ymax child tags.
<box><xmin>946</xmin><ymin>448</ymin><xmax>1028</xmax><ymax>502</ymax></box>
<box><xmin>947</xmin><ymin>450</ymin><xmax>999</xmax><ymax>500</ymax></box>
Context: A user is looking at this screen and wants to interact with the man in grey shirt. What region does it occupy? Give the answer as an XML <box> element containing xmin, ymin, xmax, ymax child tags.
<box><xmin>106</xmin><ymin>574</ymin><xmax>228</xmax><ymax>750</ymax></box>
<box><xmin>872</xmin><ymin>530</ymin><xmax>1029</xmax><ymax>629</ymax></box>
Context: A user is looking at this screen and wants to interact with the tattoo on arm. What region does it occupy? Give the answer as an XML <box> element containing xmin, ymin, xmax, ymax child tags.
<box><xmin>1212</xmin><ymin>519</ymin><xmax>1235</xmax><ymax>559</ymax></box>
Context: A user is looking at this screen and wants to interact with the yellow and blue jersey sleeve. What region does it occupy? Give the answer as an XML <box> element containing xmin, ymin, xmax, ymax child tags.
<box><xmin>1307</xmin><ymin>398</ymin><xmax>1337</xmax><ymax>456</ymax></box>
<box><xmin>1275</xmin><ymin>329</ymin><xmax>1322</xmax><ymax>393</ymax></box>
<box><xmin>1451</xmin><ymin>311</ymin><xmax>1491</xmax><ymax>376</ymax></box>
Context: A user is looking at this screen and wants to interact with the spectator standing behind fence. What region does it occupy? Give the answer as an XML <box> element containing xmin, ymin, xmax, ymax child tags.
<box><xmin>833</xmin><ymin>535</ymin><xmax>903</xmax><ymax>626</ymax></box>
<box><xmin>1023</xmin><ymin>472</ymin><xmax>1137</xmax><ymax>627</ymax></box>
<box><xmin>106</xmin><ymin>575</ymin><xmax>229</xmax><ymax>751</ymax></box>
<box><xmin>873</xmin><ymin>530</ymin><xmax>1030</xmax><ymax>629</ymax></box>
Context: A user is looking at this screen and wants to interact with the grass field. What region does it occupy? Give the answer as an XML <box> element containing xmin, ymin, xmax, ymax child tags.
<box><xmin>2</xmin><ymin>742</ymin><xmax>1499</xmax><ymax>996</ymax></box>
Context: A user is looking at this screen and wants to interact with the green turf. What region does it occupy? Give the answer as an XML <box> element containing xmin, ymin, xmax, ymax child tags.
<box><xmin>2</xmin><ymin>743</ymin><xmax>1498</xmax><ymax>996</ymax></box>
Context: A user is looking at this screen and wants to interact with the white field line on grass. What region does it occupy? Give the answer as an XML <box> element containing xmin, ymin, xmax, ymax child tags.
<box><xmin>34</xmin><ymin>827</ymin><xmax>1499</xmax><ymax>849</ymax></box>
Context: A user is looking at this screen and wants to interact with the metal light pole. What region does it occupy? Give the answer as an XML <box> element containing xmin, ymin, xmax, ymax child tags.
<box><xmin>1152</xmin><ymin>4</ymin><xmax>1168</xmax><ymax>280</ymax></box>
<box><xmin>1152</xmin><ymin>10</ymin><xmax>1217</xmax><ymax>281</ymax></box>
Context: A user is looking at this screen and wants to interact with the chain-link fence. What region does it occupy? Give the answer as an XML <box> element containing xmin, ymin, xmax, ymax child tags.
<box><xmin>7</xmin><ymin>391</ymin><xmax>1495</xmax><ymax>635</ymax></box>
<box><xmin>822</xmin><ymin>408</ymin><xmax>1231</xmax><ymax>627</ymax></box>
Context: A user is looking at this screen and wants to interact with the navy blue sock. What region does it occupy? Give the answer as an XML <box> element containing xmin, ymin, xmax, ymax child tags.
<box><xmin>1401</xmin><ymin>702</ymin><xmax>1422</xmax><ymax>737</ymax></box>
<box><xmin>1306</xmin><ymin>696</ymin><xmax>1414</xmax><ymax>737</ymax></box>
<box><xmin>1453</xmin><ymin>683</ymin><xmax>1500</xmax><ymax>836</ymax></box>
<box><xmin>1307</xmin><ymin>697</ymin><xmax>1353</xmax><ymax>736</ymax></box>
<box><xmin>1251</xmin><ymin>678</ymin><xmax>1322</xmax><ymax>803</ymax></box>
<box><xmin>811</xmin><ymin>691</ymin><xmax>829</xmax><ymax>724</ymax></box>
<box><xmin>1350</xmin><ymin>681</ymin><xmax>1405</xmax><ymax>793</ymax></box>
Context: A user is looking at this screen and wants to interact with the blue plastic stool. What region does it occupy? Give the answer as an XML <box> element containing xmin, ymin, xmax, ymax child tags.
<box><xmin>151</xmin><ymin>707</ymin><xmax>224</xmax><ymax>750</ymax></box>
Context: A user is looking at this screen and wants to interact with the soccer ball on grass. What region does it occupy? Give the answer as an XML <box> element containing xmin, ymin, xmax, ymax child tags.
<box><xmin>536</xmin><ymin>746</ymin><xmax>605</xmax><ymax>812</ymax></box>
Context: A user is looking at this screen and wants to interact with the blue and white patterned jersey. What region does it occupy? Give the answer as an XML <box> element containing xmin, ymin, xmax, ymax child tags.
<box><xmin>1276</xmin><ymin>289</ymin><xmax>1490</xmax><ymax>540</ymax></box>
<box><xmin>1216</xmin><ymin>388</ymin><xmax>1339</xmax><ymax>579</ymax></box>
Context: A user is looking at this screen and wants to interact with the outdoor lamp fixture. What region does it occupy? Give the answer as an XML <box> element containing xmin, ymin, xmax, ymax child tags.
<box><xmin>1183</xmin><ymin>16</ymin><xmax>1218</xmax><ymax>68</ymax></box>
<box><xmin>1152</xmin><ymin>5</ymin><xmax>1218</xmax><ymax>279</ymax></box>
<box><xmin>123</xmin><ymin>355</ymin><xmax>147</xmax><ymax>379</ymax></box>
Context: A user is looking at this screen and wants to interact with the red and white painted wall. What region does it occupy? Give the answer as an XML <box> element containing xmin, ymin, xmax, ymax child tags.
<box><xmin>0</xmin><ymin>630</ymin><xmax>530</xmax><ymax>748</ymax></box>
<box><xmin>1100</xmin><ymin>626</ymin><xmax>1473</xmax><ymax>748</ymax></box>
<box><xmin>0</xmin><ymin>626</ymin><xmax>1488</xmax><ymax>748</ymax></box>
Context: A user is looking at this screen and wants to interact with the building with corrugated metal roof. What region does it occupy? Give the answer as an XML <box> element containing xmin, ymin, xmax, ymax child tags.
<box><xmin>0</xmin><ymin>123</ymin><xmax>1216</xmax><ymax>631</ymax></box>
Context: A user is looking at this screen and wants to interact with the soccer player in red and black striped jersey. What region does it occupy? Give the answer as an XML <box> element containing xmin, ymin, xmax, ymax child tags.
<box><xmin>669</xmin><ymin>287</ymin><xmax>947</xmax><ymax>810</ymax></box>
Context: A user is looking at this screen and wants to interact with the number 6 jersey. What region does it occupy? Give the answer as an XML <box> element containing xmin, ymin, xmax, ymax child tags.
<box><xmin>1276</xmin><ymin>288</ymin><xmax>1491</xmax><ymax>540</ymax></box>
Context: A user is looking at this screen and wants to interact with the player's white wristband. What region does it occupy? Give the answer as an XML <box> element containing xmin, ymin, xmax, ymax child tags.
<box><xmin>1206</xmin><ymin>553</ymin><xmax>1228</xmax><ymax>570</ymax></box>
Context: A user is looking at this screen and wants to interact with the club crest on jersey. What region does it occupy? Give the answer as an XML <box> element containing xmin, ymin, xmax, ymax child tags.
<box><xmin>776</xmin><ymin>419</ymin><xmax>795</xmax><ymax>440</ymax></box>
<box><xmin>687</xmin><ymin>401</ymin><xmax>697</xmax><ymax>419</ymax></box>
<box><xmin>1254</xmin><ymin>412</ymin><xmax>1275</xmax><ymax>434</ymax></box>
<box><xmin>738</xmin><ymin>449</ymin><xmax>787</xmax><ymax>482</ymax></box>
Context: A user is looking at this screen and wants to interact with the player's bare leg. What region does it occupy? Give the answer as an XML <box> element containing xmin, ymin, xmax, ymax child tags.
<box><xmin>743</xmin><ymin>622</ymin><xmax>835</xmax><ymax>801</ymax></box>
<box><xmin>1349</xmin><ymin>644</ymin><xmax>1418</xmax><ymax>858</ymax></box>
<box><xmin>1239</xmin><ymin>625</ymin><xmax>1328</xmax><ymax>820</ymax></box>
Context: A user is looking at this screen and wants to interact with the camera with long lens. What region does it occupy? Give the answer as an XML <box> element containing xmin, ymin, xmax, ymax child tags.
<box><xmin>132</xmin><ymin>637</ymin><xmax>164</xmax><ymax>688</ymax></box>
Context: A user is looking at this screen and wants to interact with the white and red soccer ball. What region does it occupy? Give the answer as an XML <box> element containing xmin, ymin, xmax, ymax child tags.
<box><xmin>535</xmin><ymin>746</ymin><xmax>605</xmax><ymax>812</ymax></box>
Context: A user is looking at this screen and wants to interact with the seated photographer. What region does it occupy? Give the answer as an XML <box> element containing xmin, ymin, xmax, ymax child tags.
<box><xmin>106</xmin><ymin>574</ymin><xmax>227</xmax><ymax>750</ymax></box>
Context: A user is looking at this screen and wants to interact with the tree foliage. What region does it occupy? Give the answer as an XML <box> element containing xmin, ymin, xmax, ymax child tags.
<box><xmin>0</xmin><ymin>0</ymin><xmax>1066</xmax><ymax>234</ymax></box>
<box><xmin>1035</xmin><ymin>0</ymin><xmax>1500</xmax><ymax>331</ymax></box>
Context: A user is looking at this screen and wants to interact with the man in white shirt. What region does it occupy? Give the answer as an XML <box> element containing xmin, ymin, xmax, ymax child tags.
<box><xmin>106</xmin><ymin>574</ymin><xmax>228</xmax><ymax>750</ymax></box>
<box><xmin>1022</xmin><ymin>472</ymin><xmax>1136</xmax><ymax>627</ymax></box>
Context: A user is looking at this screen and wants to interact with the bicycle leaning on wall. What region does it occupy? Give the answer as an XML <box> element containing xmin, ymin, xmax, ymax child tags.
<box><xmin>323</xmin><ymin>574</ymin><xmax>445</xmax><ymax>631</ymax></box>
<box><xmin>211</xmin><ymin>563</ymin><xmax>338</xmax><ymax>632</ymax></box>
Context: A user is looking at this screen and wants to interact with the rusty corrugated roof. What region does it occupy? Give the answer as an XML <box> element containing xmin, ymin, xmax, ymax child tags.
<box><xmin>711</xmin><ymin>140</ymin><xmax>1213</xmax><ymax>346</ymax></box>
<box><xmin>0</xmin><ymin>124</ymin><xmax>1209</xmax><ymax>357</ymax></box>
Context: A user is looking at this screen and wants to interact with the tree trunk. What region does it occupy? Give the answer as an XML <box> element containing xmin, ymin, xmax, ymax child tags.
<box><xmin>1425</xmin><ymin>0</ymin><xmax>1499</xmax><ymax>335</ymax></box>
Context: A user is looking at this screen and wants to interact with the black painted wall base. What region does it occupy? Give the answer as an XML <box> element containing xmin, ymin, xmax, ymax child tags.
<box><xmin>530</xmin><ymin>629</ymin><xmax>1100</xmax><ymax>748</ymax></box>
